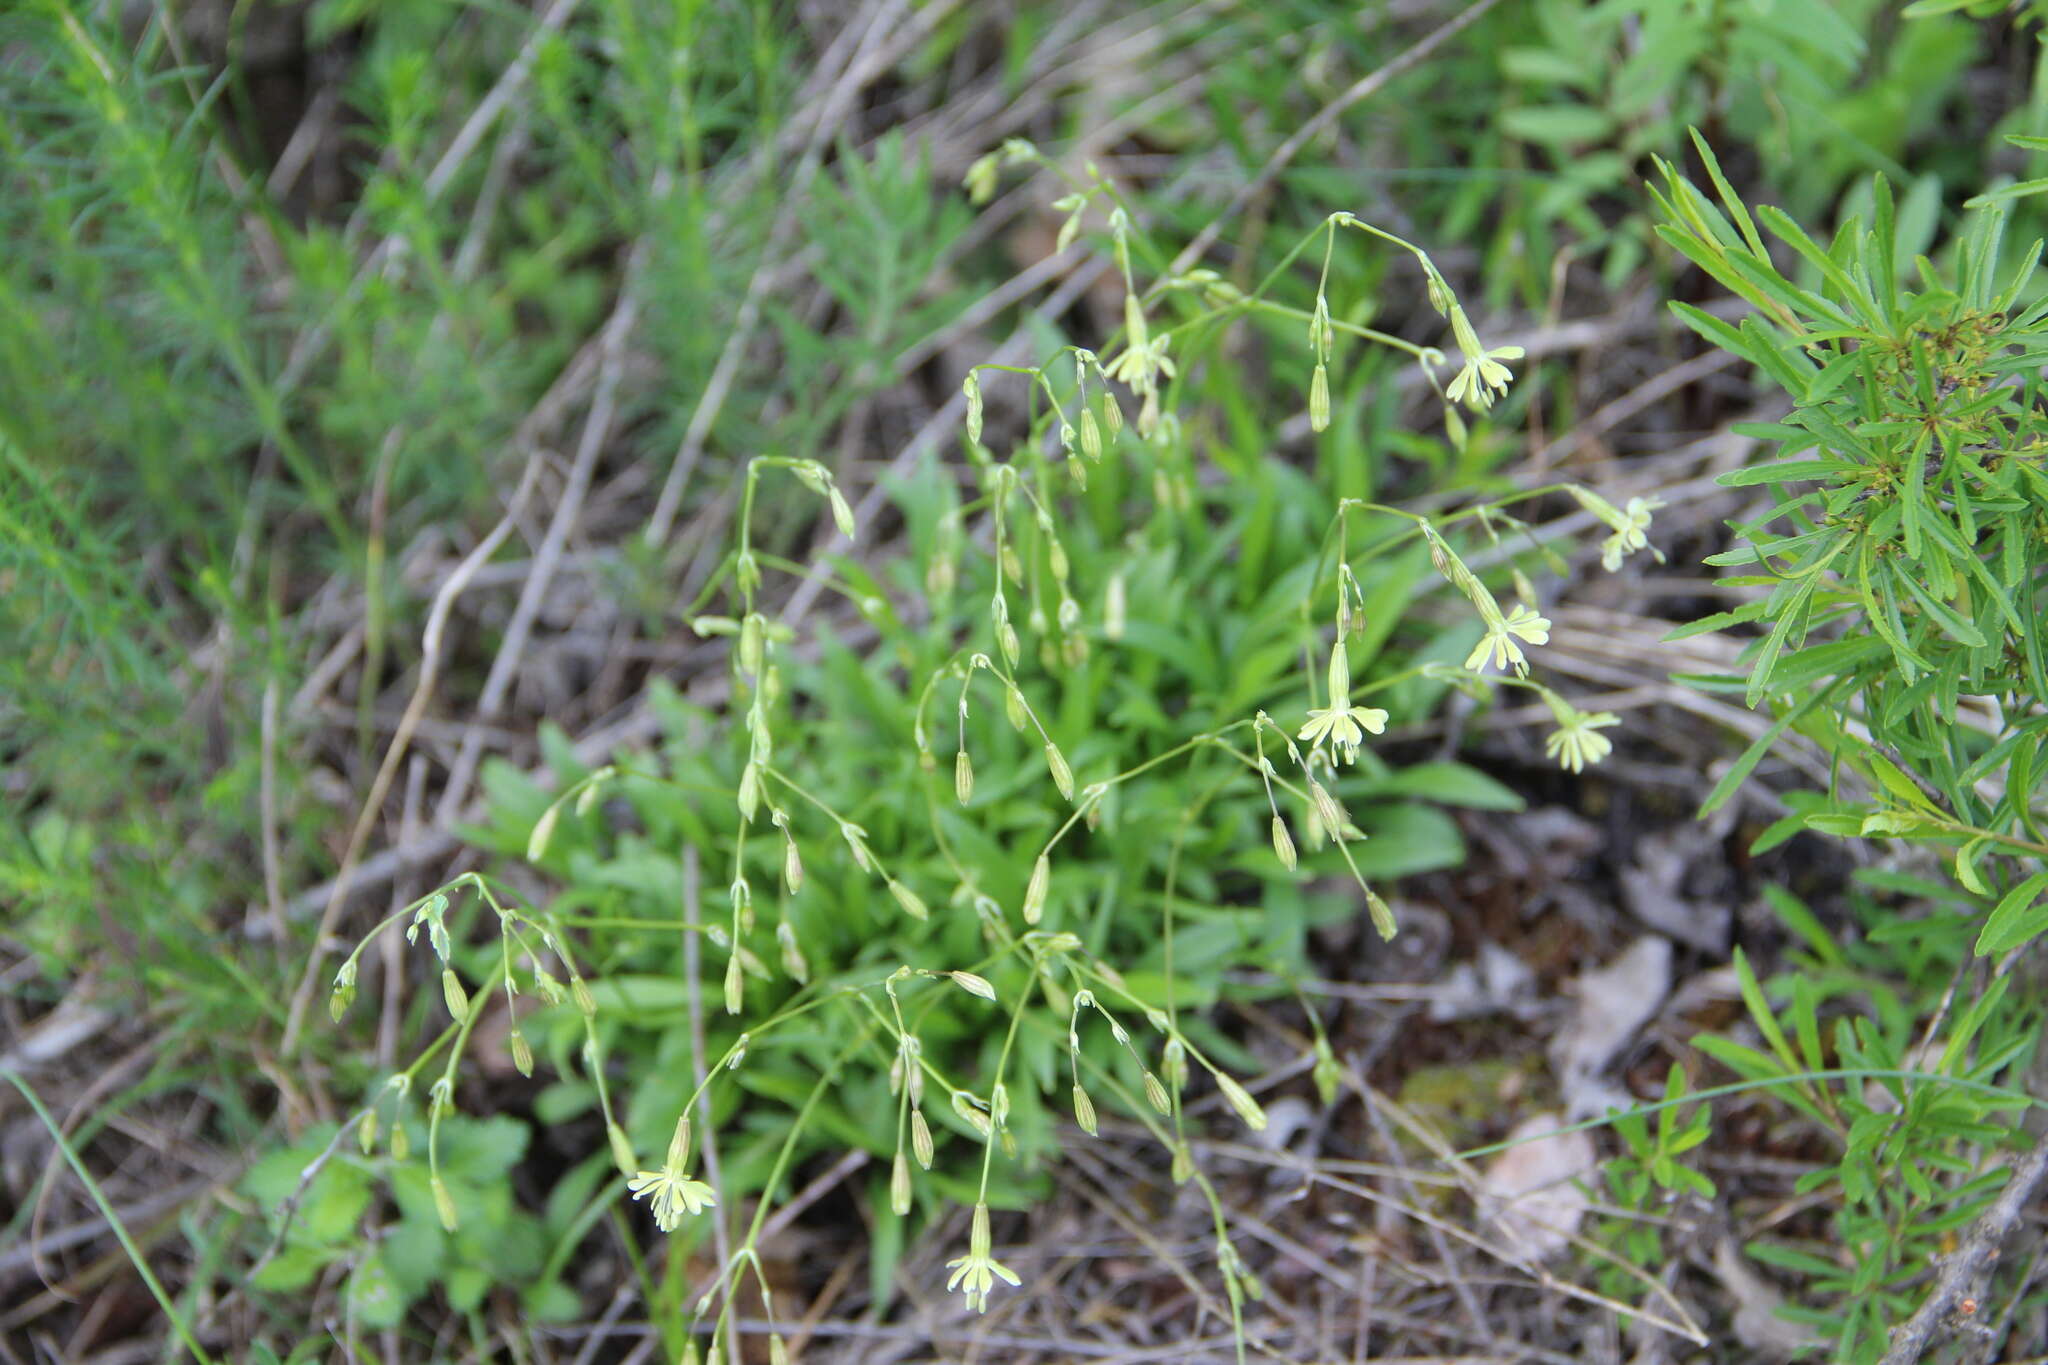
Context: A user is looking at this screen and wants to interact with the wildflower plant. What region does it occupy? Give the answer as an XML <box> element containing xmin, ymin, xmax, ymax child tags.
<box><xmin>323</xmin><ymin>146</ymin><xmax>1649</xmax><ymax>1348</ymax></box>
<box><xmin>25</xmin><ymin>0</ymin><xmax>2047</xmax><ymax>1355</ymax></box>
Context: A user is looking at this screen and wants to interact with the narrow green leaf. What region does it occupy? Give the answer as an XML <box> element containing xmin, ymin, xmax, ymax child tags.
<box><xmin>1976</xmin><ymin>872</ymin><xmax>2048</xmax><ymax>955</ymax></box>
<box><xmin>1965</xmin><ymin>178</ymin><xmax>2048</xmax><ymax>208</ymax></box>
<box><xmin>1700</xmin><ymin>687</ymin><xmax>1828</xmax><ymax>817</ymax></box>
<box><xmin>1687</xmin><ymin>128</ymin><xmax>1766</xmax><ymax>260</ymax></box>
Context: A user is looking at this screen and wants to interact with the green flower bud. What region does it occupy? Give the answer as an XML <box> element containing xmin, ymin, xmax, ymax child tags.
<box><xmin>737</xmin><ymin>764</ymin><xmax>761</xmax><ymax>822</ymax></box>
<box><xmin>911</xmin><ymin>1109</ymin><xmax>934</xmax><ymax>1167</ymax></box>
<box><xmin>951</xmin><ymin>1091</ymin><xmax>993</xmax><ymax>1137</ymax></box>
<box><xmin>526</xmin><ymin>803</ymin><xmax>560</xmax><ymax>863</ymax></box>
<box><xmin>889</xmin><ymin>880</ymin><xmax>929</xmax><ymax>921</ymax></box>
<box><xmin>1216</xmin><ymin>1073</ymin><xmax>1268</xmax><ymax>1131</ymax></box>
<box><xmin>1072</xmin><ymin>1084</ymin><xmax>1098</xmax><ymax>1136</ymax></box>
<box><xmin>1271</xmin><ymin>816</ymin><xmax>1297</xmax><ymax>872</ymax></box>
<box><xmin>964</xmin><ymin>153</ymin><xmax>999</xmax><ymax>206</ymax></box>
<box><xmin>1044</xmin><ymin>742</ymin><xmax>1074</xmax><ymax>801</ymax></box>
<box><xmin>667</xmin><ymin>1116</ymin><xmax>693</xmax><ymax>1170</ymax></box>
<box><xmin>441</xmin><ymin>968</ymin><xmax>469</xmax><ymax>1024</ymax></box>
<box><xmin>575</xmin><ymin>767</ymin><xmax>612</xmax><ymax>816</ymax></box>
<box><xmin>963</xmin><ymin>372</ymin><xmax>984</xmax><ymax>444</ymax></box>
<box><xmin>1313</xmin><ymin>1041</ymin><xmax>1342</xmax><ymax>1108</ymax></box>
<box><xmin>950</xmin><ymin>971</ymin><xmax>996</xmax><ymax>1001</ymax></box>
<box><xmin>891</xmin><ymin>1150</ymin><xmax>912</xmax><ymax>1215</ymax></box>
<box><xmin>1079</xmin><ymin>408</ymin><xmax>1102</xmax><ymax>461</ymax></box>
<box><xmin>1024</xmin><ymin>854</ymin><xmax>1050</xmax><ymax>924</ymax></box>
<box><xmin>777</xmin><ymin>920</ymin><xmax>809</xmax><ymax>983</ymax></box>
<box><xmin>738</xmin><ymin>613</ymin><xmax>764</xmax><ymax>676</ymax></box>
<box><xmin>432</xmin><ymin>1174</ymin><xmax>459</xmax><ymax>1231</ymax></box>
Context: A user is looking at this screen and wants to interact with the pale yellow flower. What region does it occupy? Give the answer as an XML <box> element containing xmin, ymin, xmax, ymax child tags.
<box><xmin>1446</xmin><ymin>346</ymin><xmax>1523</xmax><ymax>409</ymax></box>
<box><xmin>1298</xmin><ymin>640</ymin><xmax>1389</xmax><ymax>762</ymax></box>
<box><xmin>626</xmin><ymin>1167</ymin><xmax>717</xmax><ymax>1232</ymax></box>
<box><xmin>1298</xmin><ymin>702</ymin><xmax>1388</xmax><ymax>762</ymax></box>
<box><xmin>1444</xmin><ymin>304</ymin><xmax>1523</xmax><ymax>410</ymax></box>
<box><xmin>1464</xmin><ymin>603</ymin><xmax>1550</xmax><ymax>676</ymax></box>
<box><xmin>1105</xmin><ymin>332</ymin><xmax>1176</xmax><ymax>396</ymax></box>
<box><xmin>946</xmin><ymin>1203</ymin><xmax>1021</xmax><ymax>1312</ymax></box>
<box><xmin>1599</xmin><ymin>496</ymin><xmax>1662</xmax><ymax>572</ymax></box>
<box><xmin>1544</xmin><ymin>706</ymin><xmax>1619</xmax><ymax>773</ymax></box>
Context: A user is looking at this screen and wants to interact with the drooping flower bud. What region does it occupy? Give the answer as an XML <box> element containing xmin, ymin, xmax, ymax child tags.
<box><xmin>963</xmin><ymin>373</ymin><xmax>984</xmax><ymax>445</ymax></box>
<box><xmin>1044</xmin><ymin>743</ymin><xmax>1075</xmax><ymax>801</ymax></box>
<box><xmin>441</xmin><ymin>968</ymin><xmax>469</xmax><ymax>1024</ymax></box>
<box><xmin>1024</xmin><ymin>854</ymin><xmax>1050</xmax><ymax>924</ymax></box>
<box><xmin>1271</xmin><ymin>816</ymin><xmax>1297</xmax><ymax>872</ymax></box>
<box><xmin>891</xmin><ymin>1150</ymin><xmax>912</xmax><ymax>1215</ymax></box>
<box><xmin>1072</xmin><ymin>1084</ymin><xmax>1098</xmax><ymax>1135</ymax></box>
<box><xmin>1216</xmin><ymin>1073</ymin><xmax>1268</xmax><ymax>1131</ymax></box>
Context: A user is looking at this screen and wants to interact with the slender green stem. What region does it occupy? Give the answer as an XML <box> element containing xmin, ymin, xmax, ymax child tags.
<box><xmin>5</xmin><ymin>1072</ymin><xmax>219</xmax><ymax>1365</ymax></box>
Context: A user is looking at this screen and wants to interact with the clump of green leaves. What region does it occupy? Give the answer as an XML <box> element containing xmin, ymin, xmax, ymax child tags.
<box><xmin>1700</xmin><ymin>889</ymin><xmax>2036</xmax><ymax>1356</ymax></box>
<box><xmin>1650</xmin><ymin>132</ymin><xmax>2048</xmax><ymax>1357</ymax></box>
<box><xmin>243</xmin><ymin>1114</ymin><xmax>585</xmax><ymax>1330</ymax></box>
<box><xmin>1658</xmin><ymin>133</ymin><xmax>2048</xmax><ymax>945</ymax></box>
<box><xmin>324</xmin><ymin>151</ymin><xmax>1650</xmax><ymax>1349</ymax></box>
<box><xmin>1591</xmin><ymin>1062</ymin><xmax>1717</xmax><ymax>1312</ymax></box>
<box><xmin>1479</xmin><ymin>0</ymin><xmax>1986</xmax><ymax>296</ymax></box>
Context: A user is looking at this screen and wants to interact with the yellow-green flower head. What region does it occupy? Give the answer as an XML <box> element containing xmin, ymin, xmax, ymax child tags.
<box><xmin>946</xmin><ymin>1202</ymin><xmax>1021</xmax><ymax>1312</ymax></box>
<box><xmin>1298</xmin><ymin>702</ymin><xmax>1388</xmax><ymax>762</ymax></box>
<box><xmin>627</xmin><ymin>1166</ymin><xmax>718</xmax><ymax>1233</ymax></box>
<box><xmin>1444</xmin><ymin>304</ymin><xmax>1524</xmax><ymax>410</ymax></box>
<box><xmin>1106</xmin><ymin>330</ymin><xmax>1177</xmax><ymax>397</ymax></box>
<box><xmin>1543</xmin><ymin>701</ymin><xmax>1620</xmax><ymax>773</ymax></box>
<box><xmin>1464</xmin><ymin>603</ymin><xmax>1550</xmax><ymax>676</ymax></box>
<box><xmin>1600</xmin><ymin>496</ymin><xmax>1664</xmax><ymax>572</ymax></box>
<box><xmin>1298</xmin><ymin>640</ymin><xmax>1388</xmax><ymax>763</ymax></box>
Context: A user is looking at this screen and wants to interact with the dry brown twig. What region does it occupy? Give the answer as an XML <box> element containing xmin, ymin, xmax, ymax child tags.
<box><xmin>1876</xmin><ymin>1128</ymin><xmax>2048</xmax><ymax>1365</ymax></box>
<box><xmin>280</xmin><ymin>451</ymin><xmax>548</xmax><ymax>1055</ymax></box>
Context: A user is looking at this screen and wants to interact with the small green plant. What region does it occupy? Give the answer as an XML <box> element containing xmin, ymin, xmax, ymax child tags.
<box><xmin>1592</xmin><ymin>1063</ymin><xmax>1717</xmax><ymax>1309</ymax></box>
<box><xmin>242</xmin><ymin>1113</ymin><xmax>581</xmax><ymax>1330</ymax></box>
<box><xmin>1643</xmin><ymin>132</ymin><xmax>2048</xmax><ymax>1358</ymax></box>
<box><xmin>319</xmin><ymin>148</ymin><xmax>1657</xmax><ymax>1351</ymax></box>
<box><xmin>1700</xmin><ymin>894</ymin><xmax>2037</xmax><ymax>1355</ymax></box>
<box><xmin>1656</xmin><ymin>132</ymin><xmax>2048</xmax><ymax>946</ymax></box>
